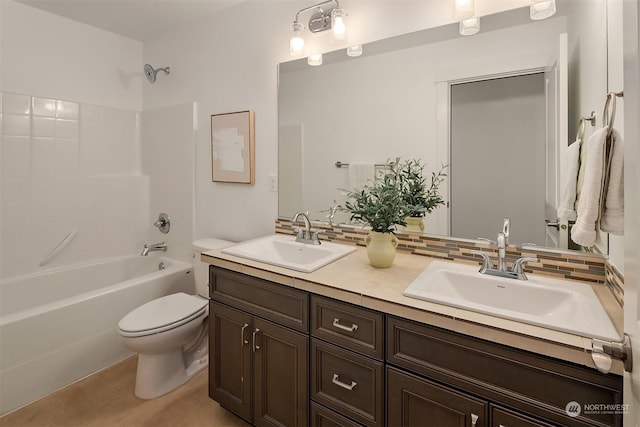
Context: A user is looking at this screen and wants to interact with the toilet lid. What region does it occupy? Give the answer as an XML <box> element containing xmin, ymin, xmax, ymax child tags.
<box><xmin>118</xmin><ymin>292</ymin><xmax>207</xmax><ymax>335</ymax></box>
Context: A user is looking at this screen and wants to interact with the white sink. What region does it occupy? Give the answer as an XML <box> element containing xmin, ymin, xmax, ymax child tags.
<box><xmin>222</xmin><ymin>234</ymin><xmax>356</xmax><ymax>273</ymax></box>
<box><xmin>403</xmin><ymin>260</ymin><xmax>620</xmax><ymax>341</ymax></box>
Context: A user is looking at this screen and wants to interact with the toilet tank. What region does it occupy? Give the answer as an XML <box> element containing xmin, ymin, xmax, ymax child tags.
<box><xmin>192</xmin><ymin>238</ymin><xmax>234</xmax><ymax>297</ymax></box>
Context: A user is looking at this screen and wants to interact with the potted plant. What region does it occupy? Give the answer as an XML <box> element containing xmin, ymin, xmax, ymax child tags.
<box><xmin>395</xmin><ymin>158</ymin><xmax>448</xmax><ymax>232</ymax></box>
<box><xmin>343</xmin><ymin>163</ymin><xmax>411</xmax><ymax>268</ymax></box>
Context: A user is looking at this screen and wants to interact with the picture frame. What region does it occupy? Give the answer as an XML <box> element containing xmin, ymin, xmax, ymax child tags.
<box><xmin>211</xmin><ymin>110</ymin><xmax>255</xmax><ymax>184</ymax></box>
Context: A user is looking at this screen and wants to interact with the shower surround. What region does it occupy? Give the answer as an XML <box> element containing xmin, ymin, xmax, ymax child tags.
<box><xmin>0</xmin><ymin>92</ymin><xmax>149</xmax><ymax>279</ymax></box>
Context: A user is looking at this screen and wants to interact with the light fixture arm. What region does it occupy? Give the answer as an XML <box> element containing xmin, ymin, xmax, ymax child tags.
<box><xmin>294</xmin><ymin>0</ymin><xmax>340</xmax><ymax>24</ymax></box>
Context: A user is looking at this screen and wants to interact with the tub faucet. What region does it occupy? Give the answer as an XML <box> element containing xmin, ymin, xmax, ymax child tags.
<box><xmin>141</xmin><ymin>242</ymin><xmax>167</xmax><ymax>256</ymax></box>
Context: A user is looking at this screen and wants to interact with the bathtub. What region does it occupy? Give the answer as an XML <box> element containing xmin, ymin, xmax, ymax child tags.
<box><xmin>0</xmin><ymin>255</ymin><xmax>195</xmax><ymax>415</ymax></box>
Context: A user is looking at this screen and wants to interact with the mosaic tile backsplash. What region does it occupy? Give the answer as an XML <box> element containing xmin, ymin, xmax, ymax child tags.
<box><xmin>275</xmin><ymin>218</ymin><xmax>623</xmax><ymax>306</ymax></box>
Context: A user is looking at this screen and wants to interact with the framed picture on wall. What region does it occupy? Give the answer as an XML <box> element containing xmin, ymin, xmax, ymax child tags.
<box><xmin>211</xmin><ymin>110</ymin><xmax>255</xmax><ymax>184</ymax></box>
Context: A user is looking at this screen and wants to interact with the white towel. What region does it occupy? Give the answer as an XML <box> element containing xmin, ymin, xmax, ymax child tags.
<box><xmin>348</xmin><ymin>162</ymin><xmax>375</xmax><ymax>190</ymax></box>
<box><xmin>571</xmin><ymin>128</ymin><xmax>607</xmax><ymax>247</ymax></box>
<box><xmin>557</xmin><ymin>139</ymin><xmax>581</xmax><ymax>222</ymax></box>
<box><xmin>600</xmin><ymin>128</ymin><xmax>624</xmax><ymax>235</ymax></box>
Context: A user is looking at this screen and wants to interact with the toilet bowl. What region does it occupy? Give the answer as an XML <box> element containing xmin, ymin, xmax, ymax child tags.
<box><xmin>118</xmin><ymin>238</ymin><xmax>233</xmax><ymax>399</ymax></box>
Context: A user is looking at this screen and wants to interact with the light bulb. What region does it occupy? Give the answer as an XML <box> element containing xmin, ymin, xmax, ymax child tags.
<box><xmin>459</xmin><ymin>17</ymin><xmax>480</xmax><ymax>36</ymax></box>
<box><xmin>308</xmin><ymin>53</ymin><xmax>323</xmax><ymax>66</ymax></box>
<box><xmin>332</xmin><ymin>8</ymin><xmax>346</xmax><ymax>40</ymax></box>
<box><xmin>453</xmin><ymin>0</ymin><xmax>474</xmax><ymax>20</ymax></box>
<box><xmin>530</xmin><ymin>0</ymin><xmax>556</xmax><ymax>20</ymax></box>
<box><xmin>290</xmin><ymin>21</ymin><xmax>305</xmax><ymax>56</ymax></box>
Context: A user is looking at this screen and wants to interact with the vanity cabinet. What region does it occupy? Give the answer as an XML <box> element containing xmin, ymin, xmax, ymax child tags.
<box><xmin>386</xmin><ymin>315</ymin><xmax>623</xmax><ymax>427</ymax></box>
<box><xmin>207</xmin><ymin>266</ymin><xmax>622</xmax><ymax>427</ymax></box>
<box><xmin>310</xmin><ymin>296</ymin><xmax>384</xmax><ymax>427</ymax></box>
<box><xmin>209</xmin><ymin>267</ymin><xmax>309</xmax><ymax>427</ymax></box>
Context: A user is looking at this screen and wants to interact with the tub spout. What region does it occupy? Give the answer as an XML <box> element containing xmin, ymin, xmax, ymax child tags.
<box><xmin>141</xmin><ymin>242</ymin><xmax>167</xmax><ymax>256</ymax></box>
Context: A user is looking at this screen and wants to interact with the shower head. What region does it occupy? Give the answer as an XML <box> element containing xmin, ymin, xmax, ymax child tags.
<box><xmin>144</xmin><ymin>64</ymin><xmax>170</xmax><ymax>83</ymax></box>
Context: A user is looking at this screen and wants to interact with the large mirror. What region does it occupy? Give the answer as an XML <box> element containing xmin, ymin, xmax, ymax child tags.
<box><xmin>278</xmin><ymin>0</ymin><xmax>611</xmax><ymax>253</ymax></box>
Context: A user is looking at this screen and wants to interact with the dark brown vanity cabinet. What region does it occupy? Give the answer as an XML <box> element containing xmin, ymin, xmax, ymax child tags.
<box><xmin>208</xmin><ymin>266</ymin><xmax>623</xmax><ymax>427</ymax></box>
<box><xmin>386</xmin><ymin>315</ymin><xmax>623</xmax><ymax>427</ymax></box>
<box><xmin>209</xmin><ymin>267</ymin><xmax>309</xmax><ymax>427</ymax></box>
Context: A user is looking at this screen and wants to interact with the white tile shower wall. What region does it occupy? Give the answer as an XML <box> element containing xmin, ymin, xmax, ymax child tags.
<box><xmin>0</xmin><ymin>92</ymin><xmax>148</xmax><ymax>279</ymax></box>
<box><xmin>141</xmin><ymin>104</ymin><xmax>195</xmax><ymax>264</ymax></box>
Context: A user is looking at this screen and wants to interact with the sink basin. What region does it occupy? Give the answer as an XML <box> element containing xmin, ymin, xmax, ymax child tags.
<box><xmin>222</xmin><ymin>235</ymin><xmax>356</xmax><ymax>273</ymax></box>
<box><xmin>403</xmin><ymin>261</ymin><xmax>620</xmax><ymax>340</ymax></box>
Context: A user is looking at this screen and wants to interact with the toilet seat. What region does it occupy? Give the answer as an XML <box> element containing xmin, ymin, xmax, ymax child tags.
<box><xmin>118</xmin><ymin>292</ymin><xmax>208</xmax><ymax>338</ymax></box>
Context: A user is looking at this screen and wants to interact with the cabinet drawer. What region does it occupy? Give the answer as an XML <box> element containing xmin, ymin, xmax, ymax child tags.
<box><xmin>311</xmin><ymin>402</ymin><xmax>364</xmax><ymax>427</ymax></box>
<box><xmin>311</xmin><ymin>295</ymin><xmax>383</xmax><ymax>360</ymax></box>
<box><xmin>387</xmin><ymin>315</ymin><xmax>622</xmax><ymax>427</ymax></box>
<box><xmin>210</xmin><ymin>266</ymin><xmax>309</xmax><ymax>332</ymax></box>
<box><xmin>491</xmin><ymin>405</ymin><xmax>556</xmax><ymax>427</ymax></box>
<box><xmin>311</xmin><ymin>339</ymin><xmax>383</xmax><ymax>427</ymax></box>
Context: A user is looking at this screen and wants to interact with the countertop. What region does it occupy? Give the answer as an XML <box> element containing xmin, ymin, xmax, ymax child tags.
<box><xmin>202</xmin><ymin>241</ymin><xmax>624</xmax><ymax>375</ymax></box>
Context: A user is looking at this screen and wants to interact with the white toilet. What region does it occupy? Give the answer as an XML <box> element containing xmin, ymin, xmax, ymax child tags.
<box><xmin>118</xmin><ymin>238</ymin><xmax>233</xmax><ymax>399</ymax></box>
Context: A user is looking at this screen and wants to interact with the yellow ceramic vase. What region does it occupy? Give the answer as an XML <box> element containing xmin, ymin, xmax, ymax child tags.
<box><xmin>403</xmin><ymin>216</ymin><xmax>425</xmax><ymax>233</ymax></box>
<box><xmin>365</xmin><ymin>231</ymin><xmax>399</xmax><ymax>268</ymax></box>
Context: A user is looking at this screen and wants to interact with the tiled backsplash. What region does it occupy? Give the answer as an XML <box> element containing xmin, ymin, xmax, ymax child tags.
<box><xmin>275</xmin><ymin>218</ymin><xmax>623</xmax><ymax>306</ymax></box>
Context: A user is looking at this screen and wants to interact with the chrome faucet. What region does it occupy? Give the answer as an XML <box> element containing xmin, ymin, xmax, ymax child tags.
<box><xmin>472</xmin><ymin>218</ymin><xmax>538</xmax><ymax>280</ymax></box>
<box><xmin>292</xmin><ymin>212</ymin><xmax>322</xmax><ymax>245</ymax></box>
<box><xmin>140</xmin><ymin>242</ymin><xmax>167</xmax><ymax>256</ymax></box>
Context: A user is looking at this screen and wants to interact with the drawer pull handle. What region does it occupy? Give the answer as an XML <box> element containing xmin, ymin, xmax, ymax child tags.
<box><xmin>332</xmin><ymin>374</ymin><xmax>357</xmax><ymax>391</ymax></box>
<box><xmin>241</xmin><ymin>323</ymin><xmax>249</xmax><ymax>346</ymax></box>
<box><xmin>332</xmin><ymin>318</ymin><xmax>358</xmax><ymax>332</ymax></box>
<box><xmin>471</xmin><ymin>413</ymin><xmax>479</xmax><ymax>426</ymax></box>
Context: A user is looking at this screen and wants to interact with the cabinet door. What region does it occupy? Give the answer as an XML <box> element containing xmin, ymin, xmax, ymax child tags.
<box><xmin>387</xmin><ymin>367</ymin><xmax>487</xmax><ymax>427</ymax></box>
<box><xmin>209</xmin><ymin>302</ymin><xmax>252</xmax><ymax>423</ymax></box>
<box><xmin>253</xmin><ymin>317</ymin><xmax>309</xmax><ymax>427</ymax></box>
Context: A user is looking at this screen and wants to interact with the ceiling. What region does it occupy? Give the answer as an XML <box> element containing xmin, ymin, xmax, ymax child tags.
<box><xmin>15</xmin><ymin>0</ymin><xmax>246</xmax><ymax>42</ymax></box>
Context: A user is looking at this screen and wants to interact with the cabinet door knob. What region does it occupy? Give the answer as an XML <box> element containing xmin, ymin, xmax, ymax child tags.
<box><xmin>332</xmin><ymin>318</ymin><xmax>358</xmax><ymax>332</ymax></box>
<box><xmin>471</xmin><ymin>413</ymin><xmax>479</xmax><ymax>426</ymax></box>
<box><xmin>240</xmin><ymin>323</ymin><xmax>249</xmax><ymax>346</ymax></box>
<box><xmin>331</xmin><ymin>373</ymin><xmax>357</xmax><ymax>391</ymax></box>
<box><xmin>252</xmin><ymin>328</ymin><xmax>261</xmax><ymax>351</ymax></box>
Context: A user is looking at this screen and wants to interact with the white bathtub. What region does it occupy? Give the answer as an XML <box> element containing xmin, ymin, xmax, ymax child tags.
<box><xmin>0</xmin><ymin>255</ymin><xmax>195</xmax><ymax>415</ymax></box>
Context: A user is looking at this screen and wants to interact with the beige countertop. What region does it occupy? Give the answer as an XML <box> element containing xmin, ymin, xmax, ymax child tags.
<box><xmin>202</xmin><ymin>242</ymin><xmax>624</xmax><ymax>375</ymax></box>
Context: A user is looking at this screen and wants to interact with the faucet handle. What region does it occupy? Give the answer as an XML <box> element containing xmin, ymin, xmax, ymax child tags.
<box><xmin>470</xmin><ymin>250</ymin><xmax>494</xmax><ymax>273</ymax></box>
<box><xmin>292</xmin><ymin>226</ymin><xmax>303</xmax><ymax>238</ymax></box>
<box><xmin>511</xmin><ymin>257</ymin><xmax>539</xmax><ymax>279</ymax></box>
<box><xmin>476</xmin><ymin>237</ymin><xmax>495</xmax><ymax>245</ymax></box>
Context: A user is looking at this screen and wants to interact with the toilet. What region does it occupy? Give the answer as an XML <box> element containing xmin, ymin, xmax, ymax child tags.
<box><xmin>118</xmin><ymin>238</ymin><xmax>233</xmax><ymax>399</ymax></box>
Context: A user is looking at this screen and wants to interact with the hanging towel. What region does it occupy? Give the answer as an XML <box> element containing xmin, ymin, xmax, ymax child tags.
<box><xmin>348</xmin><ymin>162</ymin><xmax>375</xmax><ymax>190</ymax></box>
<box><xmin>571</xmin><ymin>128</ymin><xmax>607</xmax><ymax>247</ymax></box>
<box><xmin>557</xmin><ymin>139</ymin><xmax>582</xmax><ymax>221</ymax></box>
<box><xmin>600</xmin><ymin>128</ymin><xmax>624</xmax><ymax>235</ymax></box>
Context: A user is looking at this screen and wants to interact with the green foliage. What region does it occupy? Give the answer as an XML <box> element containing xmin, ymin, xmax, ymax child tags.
<box><xmin>343</xmin><ymin>158</ymin><xmax>448</xmax><ymax>232</ymax></box>
<box><xmin>394</xmin><ymin>158</ymin><xmax>448</xmax><ymax>218</ymax></box>
<box><xmin>343</xmin><ymin>165</ymin><xmax>410</xmax><ymax>233</ymax></box>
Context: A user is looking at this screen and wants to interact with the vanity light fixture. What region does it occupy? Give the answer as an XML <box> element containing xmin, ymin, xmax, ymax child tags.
<box><xmin>530</xmin><ymin>0</ymin><xmax>556</xmax><ymax>20</ymax></box>
<box><xmin>308</xmin><ymin>53</ymin><xmax>323</xmax><ymax>66</ymax></box>
<box><xmin>289</xmin><ymin>0</ymin><xmax>347</xmax><ymax>57</ymax></box>
<box><xmin>459</xmin><ymin>17</ymin><xmax>480</xmax><ymax>36</ymax></box>
<box><xmin>347</xmin><ymin>44</ymin><xmax>363</xmax><ymax>57</ymax></box>
<box><xmin>453</xmin><ymin>0</ymin><xmax>474</xmax><ymax>21</ymax></box>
